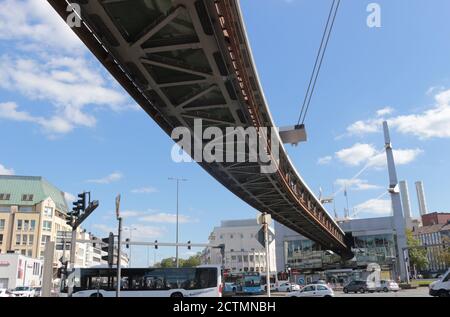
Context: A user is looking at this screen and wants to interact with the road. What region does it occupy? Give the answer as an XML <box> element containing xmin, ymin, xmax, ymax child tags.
<box><xmin>247</xmin><ymin>287</ymin><xmax>431</xmax><ymax>297</ymax></box>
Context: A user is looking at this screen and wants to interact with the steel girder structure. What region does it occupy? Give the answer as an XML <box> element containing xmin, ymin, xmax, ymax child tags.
<box><xmin>47</xmin><ymin>0</ymin><xmax>353</xmax><ymax>259</ymax></box>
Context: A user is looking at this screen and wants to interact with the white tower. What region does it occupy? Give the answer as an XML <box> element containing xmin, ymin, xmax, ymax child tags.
<box><xmin>415</xmin><ymin>181</ymin><xmax>428</xmax><ymax>216</ymax></box>
<box><xmin>399</xmin><ymin>181</ymin><xmax>413</xmax><ymax>229</ymax></box>
<box><xmin>383</xmin><ymin>121</ymin><xmax>409</xmax><ymax>282</ymax></box>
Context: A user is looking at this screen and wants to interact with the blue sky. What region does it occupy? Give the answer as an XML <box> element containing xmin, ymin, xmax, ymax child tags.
<box><xmin>1</xmin><ymin>0</ymin><xmax>450</xmax><ymax>266</ymax></box>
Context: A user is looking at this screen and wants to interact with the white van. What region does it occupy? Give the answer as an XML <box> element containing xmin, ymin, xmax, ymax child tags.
<box><xmin>429</xmin><ymin>269</ymin><xmax>450</xmax><ymax>297</ymax></box>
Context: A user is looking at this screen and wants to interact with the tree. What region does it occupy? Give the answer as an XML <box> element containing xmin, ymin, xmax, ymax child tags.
<box><xmin>438</xmin><ymin>236</ymin><xmax>450</xmax><ymax>267</ymax></box>
<box><xmin>181</xmin><ymin>253</ymin><xmax>201</xmax><ymax>268</ymax></box>
<box><xmin>406</xmin><ymin>230</ymin><xmax>428</xmax><ymax>271</ymax></box>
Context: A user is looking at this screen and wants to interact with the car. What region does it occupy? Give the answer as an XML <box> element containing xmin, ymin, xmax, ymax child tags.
<box><xmin>343</xmin><ymin>280</ymin><xmax>376</xmax><ymax>294</ymax></box>
<box><xmin>0</xmin><ymin>288</ymin><xmax>16</xmax><ymax>297</ymax></box>
<box><xmin>429</xmin><ymin>268</ymin><xmax>450</xmax><ymax>297</ymax></box>
<box><xmin>311</xmin><ymin>279</ymin><xmax>327</xmax><ymax>285</ymax></box>
<box><xmin>288</xmin><ymin>284</ymin><xmax>334</xmax><ymax>297</ymax></box>
<box><xmin>223</xmin><ymin>282</ymin><xmax>237</xmax><ymax>295</ymax></box>
<box><xmin>12</xmin><ymin>286</ymin><xmax>36</xmax><ymax>297</ymax></box>
<box><xmin>377</xmin><ymin>280</ymin><xmax>399</xmax><ymax>292</ymax></box>
<box><xmin>276</xmin><ymin>282</ymin><xmax>301</xmax><ymax>292</ymax></box>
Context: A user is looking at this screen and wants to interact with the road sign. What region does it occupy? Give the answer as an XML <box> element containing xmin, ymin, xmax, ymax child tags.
<box><xmin>257</xmin><ymin>213</ymin><xmax>272</xmax><ymax>225</ymax></box>
<box><xmin>256</xmin><ymin>226</ymin><xmax>275</xmax><ymax>248</ymax></box>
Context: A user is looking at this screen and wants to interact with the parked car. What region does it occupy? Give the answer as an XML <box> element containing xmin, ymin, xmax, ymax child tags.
<box><xmin>12</xmin><ymin>286</ymin><xmax>36</xmax><ymax>297</ymax></box>
<box><xmin>429</xmin><ymin>268</ymin><xmax>450</xmax><ymax>297</ymax></box>
<box><xmin>276</xmin><ymin>282</ymin><xmax>301</xmax><ymax>292</ymax></box>
<box><xmin>0</xmin><ymin>288</ymin><xmax>16</xmax><ymax>297</ymax></box>
<box><xmin>343</xmin><ymin>280</ymin><xmax>376</xmax><ymax>294</ymax></box>
<box><xmin>377</xmin><ymin>280</ymin><xmax>399</xmax><ymax>292</ymax></box>
<box><xmin>288</xmin><ymin>284</ymin><xmax>334</xmax><ymax>297</ymax></box>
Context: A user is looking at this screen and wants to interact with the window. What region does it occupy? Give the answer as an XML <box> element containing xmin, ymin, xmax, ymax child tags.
<box><xmin>41</xmin><ymin>235</ymin><xmax>50</xmax><ymax>244</ymax></box>
<box><xmin>0</xmin><ymin>193</ymin><xmax>11</xmax><ymax>200</ymax></box>
<box><xmin>21</xmin><ymin>250</ymin><xmax>26</xmax><ymax>255</ymax></box>
<box><xmin>17</xmin><ymin>220</ymin><xmax>22</xmax><ymax>230</ymax></box>
<box><xmin>23</xmin><ymin>220</ymin><xmax>29</xmax><ymax>231</ymax></box>
<box><xmin>0</xmin><ymin>206</ymin><xmax>9</xmax><ymax>212</ymax></box>
<box><xmin>43</xmin><ymin>221</ymin><xmax>52</xmax><ymax>231</ymax></box>
<box><xmin>30</xmin><ymin>220</ymin><xmax>36</xmax><ymax>231</ymax></box>
<box><xmin>230</xmin><ymin>234</ymin><xmax>234</xmax><ymax>239</ymax></box>
<box><xmin>0</xmin><ymin>234</ymin><xmax>3</xmax><ymax>244</ymax></box>
<box><xmin>44</xmin><ymin>207</ymin><xmax>53</xmax><ymax>217</ymax></box>
<box><xmin>302</xmin><ymin>285</ymin><xmax>315</xmax><ymax>292</ymax></box>
<box><xmin>28</xmin><ymin>235</ymin><xmax>34</xmax><ymax>245</ymax></box>
<box><xmin>231</xmin><ymin>255</ymin><xmax>236</xmax><ymax>261</ymax></box>
<box><xmin>240</xmin><ymin>234</ymin><xmax>244</xmax><ymax>239</ymax></box>
<box><xmin>16</xmin><ymin>234</ymin><xmax>21</xmax><ymax>245</ymax></box>
<box><xmin>27</xmin><ymin>250</ymin><xmax>32</xmax><ymax>257</ymax></box>
<box><xmin>317</xmin><ymin>285</ymin><xmax>328</xmax><ymax>291</ymax></box>
<box><xmin>21</xmin><ymin>194</ymin><xmax>33</xmax><ymax>201</ymax></box>
<box><xmin>219</xmin><ymin>235</ymin><xmax>223</xmax><ymax>239</ymax></box>
<box><xmin>19</xmin><ymin>206</ymin><xmax>33</xmax><ymax>212</ymax></box>
<box><xmin>22</xmin><ymin>235</ymin><xmax>27</xmax><ymax>245</ymax></box>
<box><xmin>0</xmin><ymin>219</ymin><xmax>5</xmax><ymax>230</ymax></box>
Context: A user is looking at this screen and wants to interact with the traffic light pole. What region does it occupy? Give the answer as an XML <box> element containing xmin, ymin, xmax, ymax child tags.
<box><xmin>116</xmin><ymin>216</ymin><xmax>122</xmax><ymax>298</ymax></box>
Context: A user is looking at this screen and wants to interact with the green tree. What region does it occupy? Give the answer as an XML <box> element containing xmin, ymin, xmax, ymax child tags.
<box><xmin>438</xmin><ymin>236</ymin><xmax>450</xmax><ymax>267</ymax></box>
<box><xmin>181</xmin><ymin>253</ymin><xmax>201</xmax><ymax>268</ymax></box>
<box><xmin>406</xmin><ymin>230</ymin><xmax>428</xmax><ymax>271</ymax></box>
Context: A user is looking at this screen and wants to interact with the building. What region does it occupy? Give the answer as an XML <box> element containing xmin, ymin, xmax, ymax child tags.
<box><xmin>201</xmin><ymin>219</ymin><xmax>276</xmax><ymax>274</ymax></box>
<box><xmin>0</xmin><ymin>253</ymin><xmax>43</xmax><ymax>289</ymax></box>
<box><xmin>0</xmin><ymin>175</ymin><xmax>72</xmax><ymax>267</ymax></box>
<box><xmin>413</xmin><ymin>212</ymin><xmax>450</xmax><ymax>275</ymax></box>
<box><xmin>421</xmin><ymin>212</ymin><xmax>450</xmax><ymax>227</ymax></box>
<box><xmin>275</xmin><ymin>216</ymin><xmax>399</xmax><ymax>285</ymax></box>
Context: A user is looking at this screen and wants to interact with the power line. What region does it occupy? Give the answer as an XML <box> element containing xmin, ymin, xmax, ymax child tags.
<box><xmin>297</xmin><ymin>0</ymin><xmax>341</xmax><ymax>125</ymax></box>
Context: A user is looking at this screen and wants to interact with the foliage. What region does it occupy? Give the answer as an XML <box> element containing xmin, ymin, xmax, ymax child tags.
<box><xmin>155</xmin><ymin>253</ymin><xmax>202</xmax><ymax>268</ymax></box>
<box><xmin>406</xmin><ymin>230</ymin><xmax>429</xmax><ymax>271</ymax></box>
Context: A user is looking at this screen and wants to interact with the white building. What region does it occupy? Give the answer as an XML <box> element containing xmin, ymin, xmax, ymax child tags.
<box><xmin>0</xmin><ymin>253</ymin><xmax>42</xmax><ymax>289</ymax></box>
<box><xmin>201</xmin><ymin>219</ymin><xmax>276</xmax><ymax>274</ymax></box>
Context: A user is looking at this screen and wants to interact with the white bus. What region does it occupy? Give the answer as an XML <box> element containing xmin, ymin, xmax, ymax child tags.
<box><xmin>60</xmin><ymin>265</ymin><xmax>223</xmax><ymax>297</ymax></box>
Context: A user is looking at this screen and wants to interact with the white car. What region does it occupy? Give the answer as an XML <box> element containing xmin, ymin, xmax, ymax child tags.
<box><xmin>377</xmin><ymin>280</ymin><xmax>399</xmax><ymax>292</ymax></box>
<box><xmin>12</xmin><ymin>286</ymin><xmax>36</xmax><ymax>297</ymax></box>
<box><xmin>277</xmin><ymin>282</ymin><xmax>301</xmax><ymax>292</ymax></box>
<box><xmin>429</xmin><ymin>269</ymin><xmax>450</xmax><ymax>297</ymax></box>
<box><xmin>288</xmin><ymin>284</ymin><xmax>334</xmax><ymax>297</ymax></box>
<box><xmin>0</xmin><ymin>288</ymin><xmax>15</xmax><ymax>297</ymax></box>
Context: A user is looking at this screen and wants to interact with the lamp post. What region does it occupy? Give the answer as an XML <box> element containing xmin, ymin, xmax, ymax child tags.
<box><xmin>168</xmin><ymin>177</ymin><xmax>187</xmax><ymax>268</ymax></box>
<box><xmin>124</xmin><ymin>227</ymin><xmax>137</xmax><ymax>267</ymax></box>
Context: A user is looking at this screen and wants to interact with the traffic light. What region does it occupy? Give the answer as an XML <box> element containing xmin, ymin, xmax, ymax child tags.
<box><xmin>125</xmin><ymin>238</ymin><xmax>130</xmax><ymax>249</ymax></box>
<box><xmin>154</xmin><ymin>240</ymin><xmax>158</xmax><ymax>249</ymax></box>
<box><xmin>187</xmin><ymin>241</ymin><xmax>191</xmax><ymax>250</ymax></box>
<box><xmin>101</xmin><ymin>232</ymin><xmax>115</xmax><ymax>267</ymax></box>
<box><xmin>65</xmin><ymin>210</ymin><xmax>73</xmax><ymax>226</ymax></box>
<box><xmin>72</xmin><ymin>192</ymin><xmax>87</xmax><ymax>217</ymax></box>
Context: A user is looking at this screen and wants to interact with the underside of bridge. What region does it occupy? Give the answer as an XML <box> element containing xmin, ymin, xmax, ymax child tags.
<box><xmin>48</xmin><ymin>0</ymin><xmax>353</xmax><ymax>260</ymax></box>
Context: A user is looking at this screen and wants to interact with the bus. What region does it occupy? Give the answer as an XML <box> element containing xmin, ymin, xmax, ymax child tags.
<box><xmin>260</xmin><ymin>273</ymin><xmax>278</xmax><ymax>291</ymax></box>
<box><xmin>60</xmin><ymin>265</ymin><xmax>223</xmax><ymax>297</ymax></box>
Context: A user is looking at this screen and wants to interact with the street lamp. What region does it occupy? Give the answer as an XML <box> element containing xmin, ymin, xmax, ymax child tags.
<box><xmin>168</xmin><ymin>177</ymin><xmax>188</xmax><ymax>268</ymax></box>
<box><xmin>124</xmin><ymin>227</ymin><xmax>137</xmax><ymax>267</ymax></box>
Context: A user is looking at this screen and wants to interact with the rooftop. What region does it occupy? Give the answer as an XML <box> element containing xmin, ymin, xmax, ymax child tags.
<box><xmin>0</xmin><ymin>175</ymin><xmax>68</xmax><ymax>212</ymax></box>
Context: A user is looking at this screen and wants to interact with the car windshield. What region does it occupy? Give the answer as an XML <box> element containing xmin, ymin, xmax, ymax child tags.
<box><xmin>15</xmin><ymin>287</ymin><xmax>28</xmax><ymax>291</ymax></box>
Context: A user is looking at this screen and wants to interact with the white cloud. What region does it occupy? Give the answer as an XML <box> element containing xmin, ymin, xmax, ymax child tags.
<box><xmin>336</xmin><ymin>143</ymin><xmax>377</xmax><ymax>166</ymax></box>
<box><xmin>376</xmin><ymin>107</ymin><xmax>394</xmax><ymax>117</ymax></box>
<box><xmin>131</xmin><ymin>187</ymin><xmax>158</xmax><ymax>194</ymax></box>
<box><xmin>120</xmin><ymin>210</ymin><xmax>145</xmax><ymax>218</ymax></box>
<box><xmin>354</xmin><ymin>199</ymin><xmax>392</xmax><ymax>216</ymax></box>
<box><xmin>92</xmin><ymin>224</ymin><xmax>116</xmax><ymax>235</ymax></box>
<box><xmin>139</xmin><ymin>213</ymin><xmax>197</xmax><ymax>224</ymax></box>
<box><xmin>368</xmin><ymin>148</ymin><xmax>423</xmax><ymax>168</ymax></box>
<box><xmin>0</xmin><ymin>163</ymin><xmax>14</xmax><ymax>175</ymax></box>
<box><xmin>317</xmin><ymin>156</ymin><xmax>332</xmax><ymax>165</ymax></box>
<box><xmin>335</xmin><ymin>143</ymin><xmax>422</xmax><ymax>168</ymax></box>
<box><xmin>345</xmin><ymin>88</ymin><xmax>450</xmax><ymax>140</ymax></box>
<box><xmin>334</xmin><ymin>178</ymin><xmax>381</xmax><ymax>191</ymax></box>
<box><xmin>87</xmin><ymin>172</ymin><xmax>123</xmax><ymax>184</ymax></box>
<box><xmin>0</xmin><ymin>0</ymin><xmax>82</xmax><ymax>53</ymax></box>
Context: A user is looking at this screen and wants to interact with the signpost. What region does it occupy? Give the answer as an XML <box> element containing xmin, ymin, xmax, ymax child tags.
<box><xmin>115</xmin><ymin>194</ymin><xmax>122</xmax><ymax>298</ymax></box>
<box><xmin>257</xmin><ymin>213</ymin><xmax>273</xmax><ymax>297</ymax></box>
